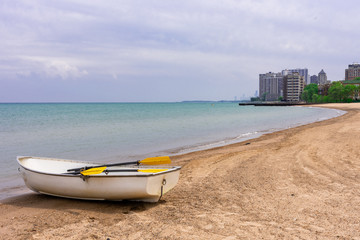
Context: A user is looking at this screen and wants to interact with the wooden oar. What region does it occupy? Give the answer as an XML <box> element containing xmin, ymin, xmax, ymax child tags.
<box><xmin>80</xmin><ymin>167</ymin><xmax>168</xmax><ymax>176</ymax></box>
<box><xmin>67</xmin><ymin>156</ymin><xmax>171</xmax><ymax>172</ymax></box>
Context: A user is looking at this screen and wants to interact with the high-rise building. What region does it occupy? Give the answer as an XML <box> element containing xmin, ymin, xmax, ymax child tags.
<box><xmin>283</xmin><ymin>73</ymin><xmax>305</xmax><ymax>102</ymax></box>
<box><xmin>345</xmin><ymin>63</ymin><xmax>360</xmax><ymax>81</ymax></box>
<box><xmin>318</xmin><ymin>69</ymin><xmax>327</xmax><ymax>85</ymax></box>
<box><xmin>282</xmin><ymin>68</ymin><xmax>309</xmax><ymax>84</ymax></box>
<box><xmin>259</xmin><ymin>72</ymin><xmax>284</xmax><ymax>101</ymax></box>
<box><xmin>310</xmin><ymin>75</ymin><xmax>318</xmax><ymax>84</ymax></box>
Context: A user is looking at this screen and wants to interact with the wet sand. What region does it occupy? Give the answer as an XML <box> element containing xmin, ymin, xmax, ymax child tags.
<box><xmin>1</xmin><ymin>103</ymin><xmax>360</xmax><ymax>239</ymax></box>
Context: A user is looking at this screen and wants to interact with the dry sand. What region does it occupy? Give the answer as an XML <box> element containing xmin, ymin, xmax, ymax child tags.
<box><xmin>1</xmin><ymin>103</ymin><xmax>360</xmax><ymax>239</ymax></box>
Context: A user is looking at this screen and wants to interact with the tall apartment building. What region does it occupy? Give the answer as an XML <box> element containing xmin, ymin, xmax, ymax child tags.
<box><xmin>282</xmin><ymin>68</ymin><xmax>309</xmax><ymax>84</ymax></box>
<box><xmin>259</xmin><ymin>72</ymin><xmax>284</xmax><ymax>101</ymax></box>
<box><xmin>345</xmin><ymin>63</ymin><xmax>360</xmax><ymax>81</ymax></box>
<box><xmin>318</xmin><ymin>69</ymin><xmax>327</xmax><ymax>85</ymax></box>
<box><xmin>310</xmin><ymin>75</ymin><xmax>318</xmax><ymax>84</ymax></box>
<box><xmin>283</xmin><ymin>73</ymin><xmax>305</xmax><ymax>102</ymax></box>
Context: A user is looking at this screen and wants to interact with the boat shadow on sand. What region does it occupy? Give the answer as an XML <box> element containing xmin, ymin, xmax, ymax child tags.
<box><xmin>1</xmin><ymin>192</ymin><xmax>165</xmax><ymax>214</ymax></box>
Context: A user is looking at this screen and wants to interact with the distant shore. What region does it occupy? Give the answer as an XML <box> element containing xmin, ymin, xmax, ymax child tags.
<box><xmin>1</xmin><ymin>103</ymin><xmax>360</xmax><ymax>239</ymax></box>
<box><xmin>239</xmin><ymin>101</ymin><xmax>310</xmax><ymax>106</ymax></box>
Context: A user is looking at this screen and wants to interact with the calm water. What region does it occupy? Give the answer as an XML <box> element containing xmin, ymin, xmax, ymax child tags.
<box><xmin>0</xmin><ymin>102</ymin><xmax>345</xmax><ymax>198</ymax></box>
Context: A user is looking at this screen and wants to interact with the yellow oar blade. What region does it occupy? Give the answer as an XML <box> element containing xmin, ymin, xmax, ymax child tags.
<box><xmin>80</xmin><ymin>166</ymin><xmax>107</xmax><ymax>176</ymax></box>
<box><xmin>139</xmin><ymin>156</ymin><xmax>171</xmax><ymax>165</ymax></box>
<box><xmin>138</xmin><ymin>169</ymin><xmax>168</xmax><ymax>173</ymax></box>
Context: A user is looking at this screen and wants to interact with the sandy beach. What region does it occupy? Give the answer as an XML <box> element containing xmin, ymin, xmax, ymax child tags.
<box><xmin>1</xmin><ymin>103</ymin><xmax>360</xmax><ymax>239</ymax></box>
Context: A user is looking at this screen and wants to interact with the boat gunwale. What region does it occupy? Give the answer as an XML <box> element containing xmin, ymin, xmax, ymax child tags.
<box><xmin>17</xmin><ymin>156</ymin><xmax>181</xmax><ymax>178</ymax></box>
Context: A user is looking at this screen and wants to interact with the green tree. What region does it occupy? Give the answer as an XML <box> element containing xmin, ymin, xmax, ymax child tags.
<box><xmin>351</xmin><ymin>84</ymin><xmax>360</xmax><ymax>101</ymax></box>
<box><xmin>344</xmin><ymin>84</ymin><xmax>357</xmax><ymax>101</ymax></box>
<box><xmin>323</xmin><ymin>95</ymin><xmax>329</xmax><ymax>103</ymax></box>
<box><xmin>301</xmin><ymin>90</ymin><xmax>310</xmax><ymax>102</ymax></box>
<box><xmin>356</xmin><ymin>85</ymin><xmax>360</xmax><ymax>100</ymax></box>
<box><xmin>312</xmin><ymin>94</ymin><xmax>319</xmax><ymax>103</ymax></box>
<box><xmin>301</xmin><ymin>83</ymin><xmax>318</xmax><ymax>102</ymax></box>
<box><xmin>328</xmin><ymin>82</ymin><xmax>345</xmax><ymax>102</ymax></box>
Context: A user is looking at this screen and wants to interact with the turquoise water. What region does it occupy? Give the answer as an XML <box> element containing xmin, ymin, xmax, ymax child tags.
<box><xmin>0</xmin><ymin>102</ymin><xmax>345</xmax><ymax>198</ymax></box>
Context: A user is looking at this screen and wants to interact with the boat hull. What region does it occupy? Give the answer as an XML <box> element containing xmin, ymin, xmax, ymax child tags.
<box><xmin>17</xmin><ymin>156</ymin><xmax>181</xmax><ymax>202</ymax></box>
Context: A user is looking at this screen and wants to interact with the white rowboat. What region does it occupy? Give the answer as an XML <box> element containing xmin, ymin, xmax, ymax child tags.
<box><xmin>17</xmin><ymin>156</ymin><xmax>181</xmax><ymax>202</ymax></box>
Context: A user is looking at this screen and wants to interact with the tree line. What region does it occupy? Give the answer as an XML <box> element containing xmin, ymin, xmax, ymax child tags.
<box><xmin>301</xmin><ymin>77</ymin><xmax>360</xmax><ymax>103</ymax></box>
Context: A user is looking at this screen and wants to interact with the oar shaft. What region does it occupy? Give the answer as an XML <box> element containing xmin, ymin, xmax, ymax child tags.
<box><xmin>102</xmin><ymin>161</ymin><xmax>140</xmax><ymax>168</ymax></box>
<box><xmin>67</xmin><ymin>160</ymin><xmax>139</xmax><ymax>172</ymax></box>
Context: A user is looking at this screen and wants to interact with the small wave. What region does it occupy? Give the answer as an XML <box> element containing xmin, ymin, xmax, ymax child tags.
<box><xmin>0</xmin><ymin>184</ymin><xmax>30</xmax><ymax>201</ymax></box>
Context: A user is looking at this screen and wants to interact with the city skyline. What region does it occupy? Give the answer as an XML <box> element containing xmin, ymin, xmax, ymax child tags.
<box><xmin>1</xmin><ymin>1</ymin><xmax>360</xmax><ymax>102</ymax></box>
<box><xmin>259</xmin><ymin>67</ymin><xmax>311</xmax><ymax>101</ymax></box>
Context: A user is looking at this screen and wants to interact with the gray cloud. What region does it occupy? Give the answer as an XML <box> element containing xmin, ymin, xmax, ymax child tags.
<box><xmin>1</xmin><ymin>0</ymin><xmax>359</xmax><ymax>101</ymax></box>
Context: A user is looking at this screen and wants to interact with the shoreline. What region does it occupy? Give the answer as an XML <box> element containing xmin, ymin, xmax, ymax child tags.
<box><xmin>1</xmin><ymin>103</ymin><xmax>360</xmax><ymax>238</ymax></box>
<box><xmin>171</xmin><ymin>105</ymin><xmax>345</xmax><ymax>157</ymax></box>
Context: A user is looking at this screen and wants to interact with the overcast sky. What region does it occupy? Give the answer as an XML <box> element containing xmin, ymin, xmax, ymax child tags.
<box><xmin>1</xmin><ymin>0</ymin><xmax>359</xmax><ymax>102</ymax></box>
